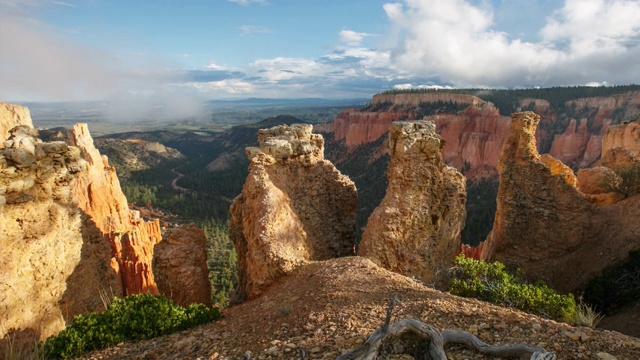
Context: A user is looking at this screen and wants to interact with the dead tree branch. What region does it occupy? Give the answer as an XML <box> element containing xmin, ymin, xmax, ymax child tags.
<box><xmin>335</xmin><ymin>295</ymin><xmax>556</xmax><ymax>360</ymax></box>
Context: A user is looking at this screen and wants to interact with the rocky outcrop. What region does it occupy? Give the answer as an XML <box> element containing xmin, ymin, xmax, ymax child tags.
<box><xmin>230</xmin><ymin>124</ymin><xmax>357</xmax><ymax>301</ymax></box>
<box><xmin>1</xmin><ymin>102</ymin><xmax>33</xmax><ymax>142</ymax></box>
<box><xmin>359</xmin><ymin>121</ymin><xmax>466</xmax><ymax>285</ymax></box>
<box><xmin>602</xmin><ymin>118</ymin><xmax>640</xmax><ymax>158</ymax></box>
<box><xmin>1</xmin><ymin>106</ymin><xmax>209</xmax><ymax>345</ymax></box>
<box><xmin>154</xmin><ymin>225</ymin><xmax>212</xmax><ymax>307</ymax></box>
<box><xmin>68</xmin><ymin>123</ymin><xmax>162</xmax><ymax>296</ymax></box>
<box><xmin>0</xmin><ymin>125</ymin><xmax>120</xmax><ymax>343</ymax></box>
<box><xmin>480</xmin><ymin>112</ymin><xmax>640</xmax><ymax>293</ymax></box>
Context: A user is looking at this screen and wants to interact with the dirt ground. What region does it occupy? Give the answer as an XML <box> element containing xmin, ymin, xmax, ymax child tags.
<box><xmin>82</xmin><ymin>257</ymin><xmax>640</xmax><ymax>360</ymax></box>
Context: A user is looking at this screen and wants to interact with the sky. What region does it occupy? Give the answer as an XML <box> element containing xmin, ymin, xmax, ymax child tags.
<box><xmin>1</xmin><ymin>0</ymin><xmax>640</xmax><ymax>109</ymax></box>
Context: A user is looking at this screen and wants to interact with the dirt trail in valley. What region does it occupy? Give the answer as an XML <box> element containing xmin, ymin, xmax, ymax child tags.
<box><xmin>171</xmin><ymin>168</ymin><xmax>191</xmax><ymax>193</ymax></box>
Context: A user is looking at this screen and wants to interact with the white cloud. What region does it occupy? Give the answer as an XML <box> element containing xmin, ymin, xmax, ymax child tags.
<box><xmin>238</xmin><ymin>25</ymin><xmax>272</xmax><ymax>35</ymax></box>
<box><xmin>249</xmin><ymin>57</ymin><xmax>333</xmax><ymax>82</ymax></box>
<box><xmin>393</xmin><ymin>83</ymin><xmax>453</xmax><ymax>90</ymax></box>
<box><xmin>206</xmin><ymin>62</ymin><xmax>226</xmax><ymax>70</ymax></box>
<box><xmin>381</xmin><ymin>0</ymin><xmax>640</xmax><ymax>87</ymax></box>
<box><xmin>0</xmin><ymin>6</ymin><xmax>119</xmax><ymax>101</ymax></box>
<box><xmin>185</xmin><ymin>79</ymin><xmax>255</xmax><ymax>95</ymax></box>
<box><xmin>339</xmin><ymin>29</ymin><xmax>374</xmax><ymax>46</ymax></box>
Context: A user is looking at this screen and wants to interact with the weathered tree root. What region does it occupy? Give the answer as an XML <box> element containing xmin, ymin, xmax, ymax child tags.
<box><xmin>336</xmin><ymin>295</ymin><xmax>556</xmax><ymax>360</ymax></box>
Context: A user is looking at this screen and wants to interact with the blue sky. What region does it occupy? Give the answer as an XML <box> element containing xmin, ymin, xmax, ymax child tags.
<box><xmin>2</xmin><ymin>0</ymin><xmax>640</xmax><ymax>108</ymax></box>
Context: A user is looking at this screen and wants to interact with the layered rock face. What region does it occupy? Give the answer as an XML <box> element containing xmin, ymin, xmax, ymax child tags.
<box><xmin>154</xmin><ymin>225</ymin><xmax>212</xmax><ymax>307</ymax></box>
<box><xmin>322</xmin><ymin>93</ymin><xmax>488</xmax><ymax>149</ymax></box>
<box><xmin>480</xmin><ymin>112</ymin><xmax>640</xmax><ymax>293</ymax></box>
<box><xmin>0</xmin><ymin>124</ymin><xmax>120</xmax><ymax>343</ymax></box>
<box><xmin>68</xmin><ymin>123</ymin><xmax>162</xmax><ymax>296</ymax></box>
<box><xmin>318</xmin><ymin>91</ymin><xmax>640</xmax><ymax>180</ymax></box>
<box><xmin>426</xmin><ymin>103</ymin><xmax>510</xmax><ymax>178</ymax></box>
<box><xmin>1</xmin><ymin>102</ymin><xmax>33</xmax><ymax>142</ymax></box>
<box><xmin>548</xmin><ymin>118</ymin><xmax>603</xmax><ymax>168</ymax></box>
<box><xmin>359</xmin><ymin>121</ymin><xmax>467</xmax><ymax>285</ymax></box>
<box><xmin>230</xmin><ymin>124</ymin><xmax>357</xmax><ymax>301</ymax></box>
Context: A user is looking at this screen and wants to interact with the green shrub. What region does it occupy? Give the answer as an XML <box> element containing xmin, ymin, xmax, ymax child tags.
<box><xmin>43</xmin><ymin>293</ymin><xmax>222</xmax><ymax>359</ymax></box>
<box><xmin>449</xmin><ymin>255</ymin><xmax>577</xmax><ymax>322</ymax></box>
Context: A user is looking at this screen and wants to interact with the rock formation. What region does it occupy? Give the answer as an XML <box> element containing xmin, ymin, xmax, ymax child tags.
<box><xmin>479</xmin><ymin>112</ymin><xmax>640</xmax><ymax>293</ymax></box>
<box><xmin>154</xmin><ymin>225</ymin><xmax>212</xmax><ymax>307</ymax></box>
<box><xmin>230</xmin><ymin>124</ymin><xmax>357</xmax><ymax>301</ymax></box>
<box><xmin>1</xmin><ymin>103</ymin><xmax>211</xmax><ymax>345</ymax></box>
<box><xmin>359</xmin><ymin>120</ymin><xmax>466</xmax><ymax>285</ymax></box>
<box><xmin>68</xmin><ymin>123</ymin><xmax>162</xmax><ymax>296</ymax></box>
<box><xmin>548</xmin><ymin>118</ymin><xmax>600</xmax><ymax>168</ymax></box>
<box><xmin>602</xmin><ymin>118</ymin><xmax>640</xmax><ymax>158</ymax></box>
<box><xmin>1</xmin><ymin>102</ymin><xmax>33</xmax><ymax>142</ymax></box>
<box><xmin>318</xmin><ymin>91</ymin><xmax>640</xmax><ymax>180</ymax></box>
<box><xmin>1</xmin><ymin>123</ymin><xmax>120</xmax><ymax>343</ymax></box>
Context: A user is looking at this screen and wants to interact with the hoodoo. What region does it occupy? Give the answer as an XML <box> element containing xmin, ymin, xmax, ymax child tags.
<box><xmin>359</xmin><ymin>120</ymin><xmax>466</xmax><ymax>285</ymax></box>
<box><xmin>230</xmin><ymin>124</ymin><xmax>357</xmax><ymax>302</ymax></box>
<box><xmin>480</xmin><ymin>112</ymin><xmax>640</xmax><ymax>293</ymax></box>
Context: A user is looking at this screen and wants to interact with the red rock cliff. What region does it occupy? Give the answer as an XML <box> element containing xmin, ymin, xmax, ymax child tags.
<box><xmin>317</xmin><ymin>92</ymin><xmax>640</xmax><ymax>179</ymax></box>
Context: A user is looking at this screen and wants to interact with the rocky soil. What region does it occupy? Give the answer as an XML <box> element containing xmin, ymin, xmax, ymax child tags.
<box><xmin>80</xmin><ymin>257</ymin><xmax>640</xmax><ymax>360</ymax></box>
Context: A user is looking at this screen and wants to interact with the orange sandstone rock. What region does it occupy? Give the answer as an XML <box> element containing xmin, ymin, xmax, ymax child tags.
<box><xmin>359</xmin><ymin>120</ymin><xmax>466</xmax><ymax>285</ymax></box>
<box><xmin>0</xmin><ymin>102</ymin><xmax>33</xmax><ymax>142</ymax></box>
<box><xmin>154</xmin><ymin>225</ymin><xmax>212</xmax><ymax>307</ymax></box>
<box><xmin>230</xmin><ymin>124</ymin><xmax>357</xmax><ymax>302</ymax></box>
<box><xmin>480</xmin><ymin>112</ymin><xmax>640</xmax><ymax>293</ymax></box>
<box><xmin>68</xmin><ymin>123</ymin><xmax>161</xmax><ymax>296</ymax></box>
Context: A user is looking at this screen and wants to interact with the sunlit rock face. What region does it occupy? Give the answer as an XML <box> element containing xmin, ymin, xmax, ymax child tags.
<box><xmin>1</xmin><ymin>120</ymin><xmax>120</xmax><ymax>343</ymax></box>
<box><xmin>359</xmin><ymin>120</ymin><xmax>467</xmax><ymax>286</ymax></box>
<box><xmin>0</xmin><ymin>102</ymin><xmax>33</xmax><ymax>142</ymax></box>
<box><xmin>230</xmin><ymin>124</ymin><xmax>357</xmax><ymax>302</ymax></box>
<box><xmin>1</xmin><ymin>103</ymin><xmax>209</xmax><ymax>345</ymax></box>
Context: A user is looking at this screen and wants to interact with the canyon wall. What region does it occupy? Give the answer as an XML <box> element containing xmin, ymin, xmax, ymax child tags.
<box><xmin>359</xmin><ymin>120</ymin><xmax>466</xmax><ymax>285</ymax></box>
<box><xmin>230</xmin><ymin>124</ymin><xmax>357</xmax><ymax>302</ymax></box>
<box><xmin>602</xmin><ymin>118</ymin><xmax>640</xmax><ymax>158</ymax></box>
<box><xmin>317</xmin><ymin>91</ymin><xmax>640</xmax><ymax>178</ymax></box>
<box><xmin>479</xmin><ymin>112</ymin><xmax>640</xmax><ymax>293</ymax></box>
